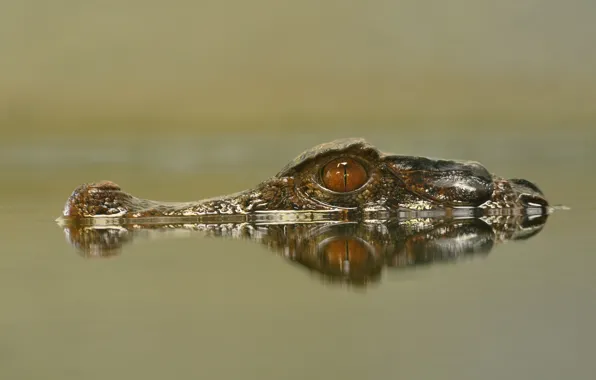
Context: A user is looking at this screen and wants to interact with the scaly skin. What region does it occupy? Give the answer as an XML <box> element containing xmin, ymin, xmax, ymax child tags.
<box><xmin>61</xmin><ymin>138</ymin><xmax>549</xmax><ymax>220</ymax></box>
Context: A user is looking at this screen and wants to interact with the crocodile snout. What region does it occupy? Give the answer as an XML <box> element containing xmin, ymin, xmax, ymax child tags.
<box><xmin>63</xmin><ymin>181</ymin><xmax>129</xmax><ymax>217</ymax></box>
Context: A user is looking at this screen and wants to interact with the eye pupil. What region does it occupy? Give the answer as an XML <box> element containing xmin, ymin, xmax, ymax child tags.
<box><xmin>322</xmin><ymin>158</ymin><xmax>368</xmax><ymax>192</ymax></box>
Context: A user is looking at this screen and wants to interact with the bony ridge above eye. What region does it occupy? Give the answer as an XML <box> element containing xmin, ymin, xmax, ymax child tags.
<box><xmin>321</xmin><ymin>158</ymin><xmax>368</xmax><ymax>192</ymax></box>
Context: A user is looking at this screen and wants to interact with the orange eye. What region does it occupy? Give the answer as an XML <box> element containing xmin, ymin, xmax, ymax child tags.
<box><xmin>321</xmin><ymin>158</ymin><xmax>368</xmax><ymax>192</ymax></box>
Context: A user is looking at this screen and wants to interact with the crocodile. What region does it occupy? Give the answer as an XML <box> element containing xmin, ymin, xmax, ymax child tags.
<box><xmin>60</xmin><ymin>138</ymin><xmax>549</xmax><ymax>222</ymax></box>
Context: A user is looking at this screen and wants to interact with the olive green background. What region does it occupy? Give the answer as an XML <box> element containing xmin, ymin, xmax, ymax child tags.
<box><xmin>1</xmin><ymin>2</ymin><xmax>595</xmax><ymax>380</ymax></box>
<box><xmin>2</xmin><ymin>0</ymin><xmax>595</xmax><ymax>138</ymax></box>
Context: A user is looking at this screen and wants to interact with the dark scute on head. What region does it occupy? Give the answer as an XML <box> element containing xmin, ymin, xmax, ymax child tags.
<box><xmin>389</xmin><ymin>156</ymin><xmax>492</xmax><ymax>179</ymax></box>
<box><xmin>276</xmin><ymin>138</ymin><xmax>380</xmax><ymax>177</ymax></box>
<box><xmin>384</xmin><ymin>156</ymin><xmax>494</xmax><ymax>206</ymax></box>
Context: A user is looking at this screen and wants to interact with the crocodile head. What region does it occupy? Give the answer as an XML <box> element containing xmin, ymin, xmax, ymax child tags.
<box><xmin>61</xmin><ymin>138</ymin><xmax>549</xmax><ymax>219</ymax></box>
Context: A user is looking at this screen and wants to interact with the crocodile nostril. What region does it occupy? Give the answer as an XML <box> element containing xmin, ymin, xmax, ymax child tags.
<box><xmin>89</xmin><ymin>181</ymin><xmax>121</xmax><ymax>191</ymax></box>
<box><xmin>321</xmin><ymin>158</ymin><xmax>368</xmax><ymax>192</ymax></box>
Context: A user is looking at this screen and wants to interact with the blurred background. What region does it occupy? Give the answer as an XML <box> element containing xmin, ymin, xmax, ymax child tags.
<box><xmin>1</xmin><ymin>2</ymin><xmax>595</xmax><ymax>380</ymax></box>
<box><xmin>1</xmin><ymin>0</ymin><xmax>594</xmax><ymax>139</ymax></box>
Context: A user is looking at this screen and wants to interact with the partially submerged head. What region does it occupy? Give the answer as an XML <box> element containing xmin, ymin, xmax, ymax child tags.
<box><xmin>61</xmin><ymin>138</ymin><xmax>548</xmax><ymax>219</ymax></box>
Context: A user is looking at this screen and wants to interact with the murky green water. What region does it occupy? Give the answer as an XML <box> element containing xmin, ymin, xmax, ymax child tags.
<box><xmin>1</xmin><ymin>130</ymin><xmax>594</xmax><ymax>379</ymax></box>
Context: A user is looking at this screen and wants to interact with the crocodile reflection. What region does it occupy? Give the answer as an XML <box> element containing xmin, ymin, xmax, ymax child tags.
<box><xmin>61</xmin><ymin>214</ymin><xmax>548</xmax><ymax>285</ymax></box>
<box><xmin>61</xmin><ymin>138</ymin><xmax>549</xmax><ymax>221</ymax></box>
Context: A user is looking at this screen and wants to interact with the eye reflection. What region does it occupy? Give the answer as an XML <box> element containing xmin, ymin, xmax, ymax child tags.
<box><xmin>321</xmin><ymin>158</ymin><xmax>368</xmax><ymax>192</ymax></box>
<box><xmin>318</xmin><ymin>237</ymin><xmax>374</xmax><ymax>275</ymax></box>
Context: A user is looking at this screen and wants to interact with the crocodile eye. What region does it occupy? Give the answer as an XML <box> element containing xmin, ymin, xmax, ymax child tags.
<box><xmin>321</xmin><ymin>158</ymin><xmax>368</xmax><ymax>192</ymax></box>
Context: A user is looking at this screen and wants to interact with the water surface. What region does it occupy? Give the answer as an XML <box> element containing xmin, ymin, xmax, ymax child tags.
<box><xmin>1</xmin><ymin>131</ymin><xmax>594</xmax><ymax>379</ymax></box>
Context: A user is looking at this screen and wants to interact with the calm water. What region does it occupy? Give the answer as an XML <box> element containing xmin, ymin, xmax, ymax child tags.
<box><xmin>1</xmin><ymin>130</ymin><xmax>595</xmax><ymax>380</ymax></box>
